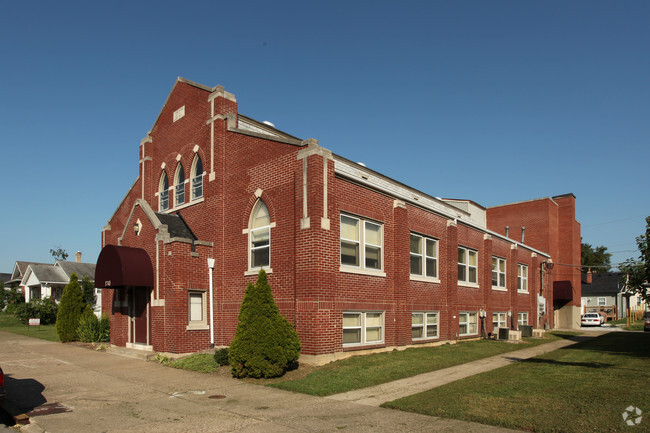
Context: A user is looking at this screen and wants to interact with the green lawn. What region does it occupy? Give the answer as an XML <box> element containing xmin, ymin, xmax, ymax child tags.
<box><xmin>269</xmin><ymin>333</ymin><xmax>570</xmax><ymax>396</ymax></box>
<box><xmin>606</xmin><ymin>317</ymin><xmax>644</xmax><ymax>332</ymax></box>
<box><xmin>0</xmin><ymin>311</ymin><xmax>60</xmax><ymax>341</ymax></box>
<box><xmin>384</xmin><ymin>332</ymin><xmax>650</xmax><ymax>433</ymax></box>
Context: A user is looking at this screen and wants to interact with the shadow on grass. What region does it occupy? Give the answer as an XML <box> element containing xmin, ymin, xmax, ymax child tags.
<box><xmin>557</xmin><ymin>331</ymin><xmax>650</xmax><ymax>360</ymax></box>
<box><xmin>510</xmin><ymin>357</ymin><xmax>613</xmax><ymax>369</ymax></box>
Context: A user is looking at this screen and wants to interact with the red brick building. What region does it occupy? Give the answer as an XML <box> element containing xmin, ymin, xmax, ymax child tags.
<box><xmin>96</xmin><ymin>78</ymin><xmax>580</xmax><ymax>363</ymax></box>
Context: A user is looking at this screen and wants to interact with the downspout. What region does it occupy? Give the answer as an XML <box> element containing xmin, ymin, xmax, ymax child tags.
<box><xmin>207</xmin><ymin>258</ymin><xmax>215</xmax><ymax>347</ymax></box>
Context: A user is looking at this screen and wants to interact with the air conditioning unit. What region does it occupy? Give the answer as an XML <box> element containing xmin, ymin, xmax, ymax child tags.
<box><xmin>498</xmin><ymin>327</ymin><xmax>510</xmax><ymax>340</ymax></box>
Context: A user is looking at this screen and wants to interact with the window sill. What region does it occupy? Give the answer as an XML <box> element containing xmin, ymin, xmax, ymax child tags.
<box><xmin>245</xmin><ymin>268</ymin><xmax>273</xmax><ymax>276</ymax></box>
<box><xmin>340</xmin><ymin>266</ymin><xmax>386</xmax><ymax>278</ymax></box>
<box><xmin>410</xmin><ymin>275</ymin><xmax>441</xmax><ymax>284</ymax></box>
<box><xmin>160</xmin><ymin>196</ymin><xmax>205</xmax><ymax>213</ymax></box>
<box><xmin>186</xmin><ymin>324</ymin><xmax>209</xmax><ymax>331</ymax></box>
<box><xmin>342</xmin><ymin>342</ymin><xmax>385</xmax><ymax>350</ymax></box>
<box><xmin>412</xmin><ymin>337</ymin><xmax>439</xmax><ymax>342</ymax></box>
<box><xmin>458</xmin><ymin>282</ymin><xmax>480</xmax><ymax>289</ymax></box>
<box><xmin>517</xmin><ymin>290</ymin><xmax>530</xmax><ymax>294</ymax></box>
<box><xmin>492</xmin><ymin>287</ymin><xmax>508</xmax><ymax>292</ymax></box>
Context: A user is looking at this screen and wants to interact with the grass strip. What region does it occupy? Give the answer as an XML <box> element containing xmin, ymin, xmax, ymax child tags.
<box><xmin>269</xmin><ymin>332</ymin><xmax>571</xmax><ymax>396</ymax></box>
<box><xmin>0</xmin><ymin>311</ymin><xmax>59</xmax><ymax>342</ymax></box>
<box><xmin>383</xmin><ymin>332</ymin><xmax>650</xmax><ymax>433</ymax></box>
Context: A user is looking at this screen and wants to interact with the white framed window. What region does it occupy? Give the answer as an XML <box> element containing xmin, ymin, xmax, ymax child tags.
<box><xmin>598</xmin><ymin>297</ymin><xmax>606</xmax><ymax>306</ymax></box>
<box><xmin>191</xmin><ymin>154</ymin><xmax>203</xmax><ymax>200</ymax></box>
<box><xmin>340</xmin><ymin>214</ymin><xmax>383</xmax><ymax>272</ymax></box>
<box><xmin>412</xmin><ymin>312</ymin><xmax>439</xmax><ymax>340</ymax></box>
<box><xmin>518</xmin><ymin>312</ymin><xmax>529</xmax><ymax>326</ymax></box>
<box><xmin>187</xmin><ymin>290</ymin><xmax>208</xmax><ymax>329</ymax></box>
<box><xmin>175</xmin><ymin>163</ymin><xmax>185</xmax><ymax>206</ymax></box>
<box><xmin>459</xmin><ymin>311</ymin><xmax>478</xmax><ymax>336</ymax></box>
<box><xmin>342</xmin><ymin>311</ymin><xmax>384</xmax><ymax>346</ymax></box>
<box><xmin>249</xmin><ymin>200</ymin><xmax>271</xmax><ymax>270</ymax></box>
<box><xmin>517</xmin><ymin>264</ymin><xmax>529</xmax><ymax>292</ymax></box>
<box><xmin>410</xmin><ymin>234</ymin><xmax>438</xmax><ymax>279</ymax></box>
<box><xmin>492</xmin><ymin>257</ymin><xmax>506</xmax><ymax>289</ymax></box>
<box><xmin>492</xmin><ymin>312</ymin><xmax>507</xmax><ymax>329</ymax></box>
<box><xmin>30</xmin><ymin>287</ymin><xmax>41</xmax><ymax>301</ymax></box>
<box><xmin>458</xmin><ymin>247</ymin><xmax>478</xmax><ymax>285</ymax></box>
<box><xmin>159</xmin><ymin>171</ymin><xmax>169</xmax><ymax>211</ymax></box>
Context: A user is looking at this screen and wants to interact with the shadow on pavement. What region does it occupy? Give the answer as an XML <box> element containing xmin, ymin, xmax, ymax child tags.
<box><xmin>3</xmin><ymin>375</ymin><xmax>47</xmax><ymax>416</ymax></box>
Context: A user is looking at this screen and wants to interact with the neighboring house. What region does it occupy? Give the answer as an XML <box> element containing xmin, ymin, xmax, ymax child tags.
<box><xmin>17</xmin><ymin>254</ymin><xmax>101</xmax><ymax>316</ymax></box>
<box><xmin>0</xmin><ymin>273</ymin><xmax>11</xmax><ymax>285</ymax></box>
<box><xmin>580</xmin><ymin>271</ymin><xmax>646</xmax><ymax>320</ymax></box>
<box><xmin>6</xmin><ymin>261</ymin><xmax>50</xmax><ymax>289</ymax></box>
<box><xmin>96</xmin><ymin>78</ymin><xmax>581</xmax><ymax>363</ymax></box>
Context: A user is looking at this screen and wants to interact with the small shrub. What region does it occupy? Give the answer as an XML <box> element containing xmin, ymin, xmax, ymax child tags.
<box><xmin>214</xmin><ymin>348</ymin><xmax>229</xmax><ymax>366</ymax></box>
<box><xmin>77</xmin><ymin>311</ymin><xmax>110</xmax><ymax>342</ymax></box>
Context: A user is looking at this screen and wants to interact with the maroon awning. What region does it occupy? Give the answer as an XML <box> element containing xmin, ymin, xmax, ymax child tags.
<box><xmin>95</xmin><ymin>245</ymin><xmax>153</xmax><ymax>288</ymax></box>
<box><xmin>553</xmin><ymin>280</ymin><xmax>574</xmax><ymax>301</ymax></box>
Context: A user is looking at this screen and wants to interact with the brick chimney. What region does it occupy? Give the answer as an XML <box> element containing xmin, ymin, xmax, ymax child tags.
<box><xmin>586</xmin><ymin>268</ymin><xmax>592</xmax><ymax>284</ymax></box>
<box><xmin>75</xmin><ymin>251</ymin><xmax>82</xmax><ymax>263</ymax></box>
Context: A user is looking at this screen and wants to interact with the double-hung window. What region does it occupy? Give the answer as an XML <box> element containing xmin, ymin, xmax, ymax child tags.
<box><xmin>492</xmin><ymin>257</ymin><xmax>506</xmax><ymax>289</ymax></box>
<box><xmin>458</xmin><ymin>247</ymin><xmax>478</xmax><ymax>285</ymax></box>
<box><xmin>492</xmin><ymin>312</ymin><xmax>507</xmax><ymax>329</ymax></box>
<box><xmin>459</xmin><ymin>311</ymin><xmax>478</xmax><ymax>336</ymax></box>
<box><xmin>518</xmin><ymin>312</ymin><xmax>529</xmax><ymax>326</ymax></box>
<box><xmin>410</xmin><ymin>234</ymin><xmax>438</xmax><ymax>279</ymax></box>
<box><xmin>412</xmin><ymin>312</ymin><xmax>439</xmax><ymax>339</ymax></box>
<box><xmin>342</xmin><ymin>311</ymin><xmax>384</xmax><ymax>346</ymax></box>
<box><xmin>517</xmin><ymin>264</ymin><xmax>528</xmax><ymax>292</ymax></box>
<box><xmin>340</xmin><ymin>215</ymin><xmax>383</xmax><ymax>272</ymax></box>
<box><xmin>598</xmin><ymin>297</ymin><xmax>606</xmax><ymax>307</ymax></box>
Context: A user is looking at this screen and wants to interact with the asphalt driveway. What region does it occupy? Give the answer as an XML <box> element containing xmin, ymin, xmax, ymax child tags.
<box><xmin>0</xmin><ymin>330</ymin><xmax>517</xmax><ymax>433</ymax></box>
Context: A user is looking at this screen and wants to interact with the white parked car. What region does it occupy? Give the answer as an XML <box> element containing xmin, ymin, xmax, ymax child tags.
<box><xmin>581</xmin><ymin>313</ymin><xmax>602</xmax><ymax>327</ymax></box>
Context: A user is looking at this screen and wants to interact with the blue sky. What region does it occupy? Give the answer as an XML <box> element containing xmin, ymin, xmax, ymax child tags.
<box><xmin>1</xmin><ymin>0</ymin><xmax>648</xmax><ymax>273</ymax></box>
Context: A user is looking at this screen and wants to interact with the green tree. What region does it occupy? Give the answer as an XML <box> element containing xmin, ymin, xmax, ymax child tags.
<box><xmin>50</xmin><ymin>247</ymin><xmax>69</xmax><ymax>262</ymax></box>
<box><xmin>55</xmin><ymin>273</ymin><xmax>87</xmax><ymax>342</ymax></box>
<box><xmin>581</xmin><ymin>241</ymin><xmax>612</xmax><ymax>273</ymax></box>
<box><xmin>228</xmin><ymin>269</ymin><xmax>301</xmax><ymax>378</ymax></box>
<box><xmin>80</xmin><ymin>275</ymin><xmax>96</xmax><ymax>307</ymax></box>
<box><xmin>0</xmin><ymin>281</ymin><xmax>6</xmax><ymax>310</ymax></box>
<box><xmin>619</xmin><ymin>216</ymin><xmax>650</xmax><ymax>303</ymax></box>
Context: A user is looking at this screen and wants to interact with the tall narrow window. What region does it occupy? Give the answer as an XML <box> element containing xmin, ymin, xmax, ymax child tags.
<box><xmin>410</xmin><ymin>233</ymin><xmax>438</xmax><ymax>278</ymax></box>
<box><xmin>191</xmin><ymin>154</ymin><xmax>203</xmax><ymax>200</ymax></box>
<box><xmin>458</xmin><ymin>247</ymin><xmax>478</xmax><ymax>284</ymax></box>
<box><xmin>159</xmin><ymin>171</ymin><xmax>169</xmax><ymax>211</ymax></box>
<box><xmin>518</xmin><ymin>264</ymin><xmax>529</xmax><ymax>292</ymax></box>
<box><xmin>175</xmin><ymin>163</ymin><xmax>185</xmax><ymax>206</ymax></box>
<box><xmin>492</xmin><ymin>257</ymin><xmax>506</xmax><ymax>289</ymax></box>
<box><xmin>250</xmin><ymin>200</ymin><xmax>270</xmax><ymax>269</ymax></box>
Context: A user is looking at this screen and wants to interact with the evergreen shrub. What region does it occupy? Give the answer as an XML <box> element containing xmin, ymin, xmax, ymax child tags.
<box><xmin>228</xmin><ymin>269</ymin><xmax>301</xmax><ymax>378</ymax></box>
<box><xmin>56</xmin><ymin>273</ymin><xmax>87</xmax><ymax>342</ymax></box>
<box><xmin>77</xmin><ymin>310</ymin><xmax>110</xmax><ymax>342</ymax></box>
<box><xmin>213</xmin><ymin>348</ymin><xmax>229</xmax><ymax>366</ymax></box>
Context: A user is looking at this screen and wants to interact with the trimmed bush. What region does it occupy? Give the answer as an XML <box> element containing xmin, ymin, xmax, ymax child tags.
<box><xmin>214</xmin><ymin>348</ymin><xmax>229</xmax><ymax>366</ymax></box>
<box><xmin>56</xmin><ymin>273</ymin><xmax>86</xmax><ymax>342</ymax></box>
<box><xmin>77</xmin><ymin>310</ymin><xmax>110</xmax><ymax>342</ymax></box>
<box><xmin>4</xmin><ymin>286</ymin><xmax>25</xmax><ymax>314</ymax></box>
<box><xmin>228</xmin><ymin>269</ymin><xmax>301</xmax><ymax>378</ymax></box>
<box><xmin>14</xmin><ymin>298</ymin><xmax>58</xmax><ymax>325</ymax></box>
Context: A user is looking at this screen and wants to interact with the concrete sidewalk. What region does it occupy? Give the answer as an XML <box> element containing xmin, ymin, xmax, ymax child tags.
<box><xmin>327</xmin><ymin>334</ymin><xmax>596</xmax><ymax>407</ymax></box>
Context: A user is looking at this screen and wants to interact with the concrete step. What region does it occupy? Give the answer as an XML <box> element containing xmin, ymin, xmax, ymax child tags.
<box><xmin>105</xmin><ymin>345</ymin><xmax>155</xmax><ymax>361</ymax></box>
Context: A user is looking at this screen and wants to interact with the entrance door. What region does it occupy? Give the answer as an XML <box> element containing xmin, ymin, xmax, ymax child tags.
<box><xmin>131</xmin><ymin>288</ymin><xmax>149</xmax><ymax>344</ymax></box>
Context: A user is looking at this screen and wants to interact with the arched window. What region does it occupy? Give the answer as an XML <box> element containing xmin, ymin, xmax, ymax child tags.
<box><xmin>159</xmin><ymin>171</ymin><xmax>169</xmax><ymax>211</ymax></box>
<box><xmin>175</xmin><ymin>163</ymin><xmax>185</xmax><ymax>206</ymax></box>
<box><xmin>249</xmin><ymin>200</ymin><xmax>270</xmax><ymax>269</ymax></box>
<box><xmin>191</xmin><ymin>154</ymin><xmax>203</xmax><ymax>200</ymax></box>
